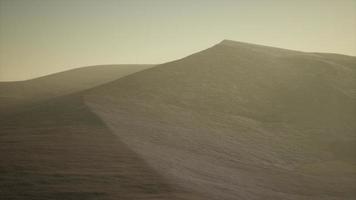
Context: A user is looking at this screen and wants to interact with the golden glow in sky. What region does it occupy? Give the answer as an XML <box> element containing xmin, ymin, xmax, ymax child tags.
<box><xmin>1</xmin><ymin>0</ymin><xmax>355</xmax><ymax>81</ymax></box>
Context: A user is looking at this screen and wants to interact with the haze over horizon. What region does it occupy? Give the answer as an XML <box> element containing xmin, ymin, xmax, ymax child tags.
<box><xmin>1</xmin><ymin>0</ymin><xmax>355</xmax><ymax>81</ymax></box>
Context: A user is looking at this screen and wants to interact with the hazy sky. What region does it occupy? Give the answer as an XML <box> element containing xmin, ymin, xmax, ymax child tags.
<box><xmin>1</xmin><ymin>0</ymin><xmax>355</xmax><ymax>81</ymax></box>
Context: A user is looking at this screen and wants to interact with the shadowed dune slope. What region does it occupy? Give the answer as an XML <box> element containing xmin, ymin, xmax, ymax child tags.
<box><xmin>84</xmin><ymin>40</ymin><xmax>356</xmax><ymax>199</ymax></box>
<box><xmin>0</xmin><ymin>94</ymin><xmax>199</xmax><ymax>200</ymax></box>
<box><xmin>0</xmin><ymin>64</ymin><xmax>152</xmax><ymax>116</ymax></box>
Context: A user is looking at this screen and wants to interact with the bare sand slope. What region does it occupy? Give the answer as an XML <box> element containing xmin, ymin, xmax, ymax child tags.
<box><xmin>0</xmin><ymin>64</ymin><xmax>152</xmax><ymax>116</ymax></box>
<box><xmin>85</xmin><ymin>40</ymin><xmax>356</xmax><ymax>199</ymax></box>
<box><xmin>0</xmin><ymin>64</ymin><xmax>201</xmax><ymax>199</ymax></box>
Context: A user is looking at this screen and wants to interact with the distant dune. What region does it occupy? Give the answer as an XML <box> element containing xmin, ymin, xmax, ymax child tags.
<box><xmin>1</xmin><ymin>40</ymin><xmax>355</xmax><ymax>199</ymax></box>
<box><xmin>0</xmin><ymin>64</ymin><xmax>153</xmax><ymax>116</ymax></box>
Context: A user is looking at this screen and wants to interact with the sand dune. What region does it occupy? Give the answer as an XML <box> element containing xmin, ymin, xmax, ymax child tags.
<box><xmin>1</xmin><ymin>40</ymin><xmax>355</xmax><ymax>199</ymax></box>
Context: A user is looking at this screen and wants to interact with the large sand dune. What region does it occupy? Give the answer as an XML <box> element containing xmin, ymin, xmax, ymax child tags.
<box><xmin>86</xmin><ymin>40</ymin><xmax>356</xmax><ymax>199</ymax></box>
<box><xmin>1</xmin><ymin>40</ymin><xmax>355</xmax><ymax>199</ymax></box>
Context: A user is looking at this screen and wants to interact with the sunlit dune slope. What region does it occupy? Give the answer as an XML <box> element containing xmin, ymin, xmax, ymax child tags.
<box><xmin>85</xmin><ymin>40</ymin><xmax>356</xmax><ymax>200</ymax></box>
